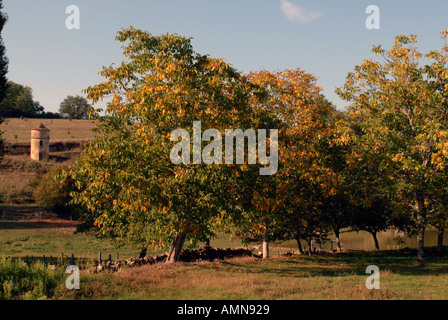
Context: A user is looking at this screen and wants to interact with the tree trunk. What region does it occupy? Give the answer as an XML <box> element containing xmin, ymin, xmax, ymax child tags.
<box><xmin>262</xmin><ymin>231</ymin><xmax>269</xmax><ymax>259</ymax></box>
<box><xmin>415</xmin><ymin>193</ymin><xmax>427</xmax><ymax>267</ymax></box>
<box><xmin>334</xmin><ymin>228</ymin><xmax>342</xmax><ymax>252</ymax></box>
<box><xmin>307</xmin><ymin>238</ymin><xmax>312</xmax><ymax>256</ymax></box>
<box><xmin>295</xmin><ymin>235</ymin><xmax>304</xmax><ymax>254</ymax></box>
<box><xmin>437</xmin><ymin>225</ymin><xmax>444</xmax><ymax>256</ymax></box>
<box><xmin>371</xmin><ymin>231</ymin><xmax>380</xmax><ymax>251</ymax></box>
<box><xmin>166</xmin><ymin>232</ymin><xmax>186</xmax><ymax>263</ymax></box>
<box><xmin>417</xmin><ymin>217</ymin><xmax>426</xmax><ymax>266</ymax></box>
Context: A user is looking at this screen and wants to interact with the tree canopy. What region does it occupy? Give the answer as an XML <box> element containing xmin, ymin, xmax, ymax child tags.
<box><xmin>0</xmin><ymin>0</ymin><xmax>8</xmax><ymax>104</ymax></box>
<box><xmin>59</xmin><ymin>95</ymin><xmax>90</xmax><ymax>119</ymax></box>
<box><xmin>68</xmin><ymin>27</ymin><xmax>448</xmax><ymax>266</ymax></box>
<box><xmin>70</xmin><ymin>27</ymin><xmax>255</xmax><ymax>262</ymax></box>
<box><xmin>0</xmin><ymin>81</ymin><xmax>44</xmax><ymax>118</ymax></box>
<box><xmin>337</xmin><ymin>30</ymin><xmax>448</xmax><ymax>265</ymax></box>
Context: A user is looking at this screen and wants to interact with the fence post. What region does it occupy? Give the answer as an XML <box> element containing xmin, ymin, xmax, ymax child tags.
<box><xmin>71</xmin><ymin>253</ymin><xmax>75</xmax><ymax>265</ymax></box>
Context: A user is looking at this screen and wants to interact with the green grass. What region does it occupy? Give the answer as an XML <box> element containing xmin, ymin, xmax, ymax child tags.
<box><xmin>1</xmin><ymin>220</ymin><xmax>448</xmax><ymax>300</ymax></box>
<box><xmin>56</xmin><ymin>249</ymin><xmax>448</xmax><ymax>300</ymax></box>
<box><xmin>0</xmin><ymin>221</ymin><xmax>141</xmax><ymax>262</ymax></box>
<box><xmin>0</xmin><ymin>258</ymin><xmax>65</xmax><ymax>300</ymax></box>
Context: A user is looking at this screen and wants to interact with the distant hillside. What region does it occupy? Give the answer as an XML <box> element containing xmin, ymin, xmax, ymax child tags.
<box><xmin>0</xmin><ymin>118</ymin><xmax>97</xmax><ymax>205</ymax></box>
<box><xmin>0</xmin><ymin>118</ymin><xmax>98</xmax><ymax>144</ymax></box>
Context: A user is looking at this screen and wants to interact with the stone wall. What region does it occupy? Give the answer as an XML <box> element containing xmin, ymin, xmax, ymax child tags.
<box><xmin>95</xmin><ymin>247</ymin><xmax>257</xmax><ymax>273</ymax></box>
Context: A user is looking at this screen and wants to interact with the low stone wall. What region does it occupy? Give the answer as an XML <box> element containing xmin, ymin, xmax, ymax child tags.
<box><xmin>95</xmin><ymin>247</ymin><xmax>256</xmax><ymax>273</ymax></box>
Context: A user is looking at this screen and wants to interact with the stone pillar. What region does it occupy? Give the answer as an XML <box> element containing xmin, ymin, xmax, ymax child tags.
<box><xmin>30</xmin><ymin>123</ymin><xmax>50</xmax><ymax>161</ymax></box>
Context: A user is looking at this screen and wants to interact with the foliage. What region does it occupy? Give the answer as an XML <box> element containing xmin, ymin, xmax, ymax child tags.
<box><xmin>337</xmin><ymin>30</ymin><xmax>448</xmax><ymax>264</ymax></box>
<box><xmin>70</xmin><ymin>27</ymin><xmax>254</xmax><ymax>261</ymax></box>
<box><xmin>67</xmin><ymin>27</ymin><xmax>448</xmax><ymax>263</ymax></box>
<box><xmin>0</xmin><ymin>117</ymin><xmax>4</xmax><ymax>163</ymax></box>
<box><xmin>59</xmin><ymin>95</ymin><xmax>90</xmax><ymax>119</ymax></box>
<box><xmin>33</xmin><ymin>165</ymin><xmax>78</xmax><ymax>216</ymax></box>
<box><xmin>245</xmin><ymin>69</ymin><xmax>336</xmax><ymax>253</ymax></box>
<box><xmin>0</xmin><ymin>258</ymin><xmax>64</xmax><ymax>300</ymax></box>
<box><xmin>0</xmin><ymin>81</ymin><xmax>44</xmax><ymax>118</ymax></box>
<box><xmin>0</xmin><ymin>0</ymin><xmax>8</xmax><ymax>104</ymax></box>
<box><xmin>39</xmin><ymin>111</ymin><xmax>62</xmax><ymax>119</ymax></box>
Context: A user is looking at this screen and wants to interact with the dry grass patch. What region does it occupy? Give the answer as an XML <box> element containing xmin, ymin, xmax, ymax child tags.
<box><xmin>0</xmin><ymin>153</ymin><xmax>78</xmax><ymax>205</ymax></box>
<box><xmin>65</xmin><ymin>250</ymin><xmax>448</xmax><ymax>300</ymax></box>
<box><xmin>74</xmin><ymin>256</ymin><xmax>396</xmax><ymax>300</ymax></box>
<box><xmin>1</xmin><ymin>118</ymin><xmax>97</xmax><ymax>143</ymax></box>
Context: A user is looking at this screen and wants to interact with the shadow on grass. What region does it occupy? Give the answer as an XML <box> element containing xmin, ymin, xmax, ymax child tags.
<box><xmin>0</xmin><ymin>221</ymin><xmax>79</xmax><ymax>230</ymax></box>
<box><xmin>220</xmin><ymin>247</ymin><xmax>448</xmax><ymax>278</ymax></box>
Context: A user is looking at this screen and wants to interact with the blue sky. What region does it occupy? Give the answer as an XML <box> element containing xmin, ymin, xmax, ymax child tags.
<box><xmin>3</xmin><ymin>0</ymin><xmax>448</xmax><ymax>112</ymax></box>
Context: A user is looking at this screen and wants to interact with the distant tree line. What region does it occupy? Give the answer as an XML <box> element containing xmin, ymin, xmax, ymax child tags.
<box><xmin>0</xmin><ymin>81</ymin><xmax>91</xmax><ymax>119</ymax></box>
<box><xmin>0</xmin><ymin>81</ymin><xmax>55</xmax><ymax>118</ymax></box>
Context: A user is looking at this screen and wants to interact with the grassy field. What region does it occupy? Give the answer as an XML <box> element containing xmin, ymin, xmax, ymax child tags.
<box><xmin>64</xmin><ymin>249</ymin><xmax>447</xmax><ymax>300</ymax></box>
<box><xmin>0</xmin><ymin>118</ymin><xmax>97</xmax><ymax>143</ymax></box>
<box><xmin>1</xmin><ymin>220</ymin><xmax>447</xmax><ymax>300</ymax></box>
<box><xmin>5</xmin><ymin>247</ymin><xmax>448</xmax><ymax>300</ymax></box>
<box><xmin>0</xmin><ymin>220</ymin><xmax>141</xmax><ymax>262</ymax></box>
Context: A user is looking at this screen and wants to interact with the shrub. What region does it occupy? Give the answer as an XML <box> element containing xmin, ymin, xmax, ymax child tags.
<box><xmin>0</xmin><ymin>258</ymin><xmax>64</xmax><ymax>300</ymax></box>
<box><xmin>33</xmin><ymin>165</ymin><xmax>76</xmax><ymax>216</ymax></box>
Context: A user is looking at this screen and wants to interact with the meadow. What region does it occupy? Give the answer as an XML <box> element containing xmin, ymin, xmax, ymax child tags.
<box><xmin>72</xmin><ymin>249</ymin><xmax>447</xmax><ymax>300</ymax></box>
<box><xmin>0</xmin><ymin>220</ymin><xmax>447</xmax><ymax>300</ymax></box>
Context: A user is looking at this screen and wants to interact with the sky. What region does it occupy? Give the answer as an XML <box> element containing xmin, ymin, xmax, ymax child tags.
<box><xmin>2</xmin><ymin>0</ymin><xmax>448</xmax><ymax>112</ymax></box>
